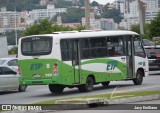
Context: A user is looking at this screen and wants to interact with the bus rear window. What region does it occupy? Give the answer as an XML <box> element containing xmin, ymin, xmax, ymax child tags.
<box><xmin>145</xmin><ymin>47</ymin><xmax>160</xmax><ymax>59</ymax></box>
<box><xmin>21</xmin><ymin>36</ymin><xmax>52</xmax><ymax>56</ymax></box>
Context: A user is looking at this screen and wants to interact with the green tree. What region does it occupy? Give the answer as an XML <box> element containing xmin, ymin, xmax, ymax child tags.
<box><xmin>58</xmin><ymin>8</ymin><xmax>85</xmax><ymax>23</ymax></box>
<box><xmin>8</xmin><ymin>46</ymin><xmax>18</xmax><ymax>55</ymax></box>
<box><xmin>23</xmin><ymin>19</ymin><xmax>53</xmax><ymax>36</ymax></box>
<box><xmin>23</xmin><ymin>18</ymin><xmax>85</xmax><ymax>36</ymax></box>
<box><xmin>91</xmin><ymin>1</ymin><xmax>99</xmax><ymax>6</ymax></box>
<box><xmin>130</xmin><ymin>24</ymin><xmax>140</xmax><ymax>34</ymax></box>
<box><xmin>55</xmin><ymin>0</ymin><xmax>72</xmax><ymax>8</ymax></box>
<box><xmin>149</xmin><ymin>11</ymin><xmax>160</xmax><ymax>37</ymax></box>
<box><xmin>130</xmin><ymin>24</ymin><xmax>152</xmax><ymax>40</ymax></box>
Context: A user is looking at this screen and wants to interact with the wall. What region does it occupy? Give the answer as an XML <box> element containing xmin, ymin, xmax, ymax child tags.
<box><xmin>0</xmin><ymin>35</ymin><xmax>8</xmax><ymax>58</ymax></box>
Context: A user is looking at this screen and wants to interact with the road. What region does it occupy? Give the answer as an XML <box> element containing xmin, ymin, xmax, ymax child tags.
<box><xmin>0</xmin><ymin>74</ymin><xmax>160</xmax><ymax>104</ymax></box>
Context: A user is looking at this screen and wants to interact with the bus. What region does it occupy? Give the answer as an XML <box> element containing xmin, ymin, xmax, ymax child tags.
<box><xmin>18</xmin><ymin>30</ymin><xmax>149</xmax><ymax>94</ymax></box>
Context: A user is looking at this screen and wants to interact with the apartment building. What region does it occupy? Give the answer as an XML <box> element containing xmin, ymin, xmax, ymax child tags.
<box><xmin>116</xmin><ymin>0</ymin><xmax>160</xmax><ymax>30</ymax></box>
<box><xmin>0</xmin><ymin>7</ymin><xmax>26</xmax><ymax>33</ymax></box>
<box><xmin>29</xmin><ymin>4</ymin><xmax>67</xmax><ymax>22</ymax></box>
<box><xmin>81</xmin><ymin>12</ymin><xmax>116</xmax><ymax>30</ymax></box>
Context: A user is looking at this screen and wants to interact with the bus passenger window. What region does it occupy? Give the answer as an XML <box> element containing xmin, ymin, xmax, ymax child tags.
<box><xmin>90</xmin><ymin>37</ymin><xmax>107</xmax><ymax>58</ymax></box>
<box><xmin>60</xmin><ymin>40</ymin><xmax>72</xmax><ymax>61</ymax></box>
<box><xmin>107</xmin><ymin>36</ymin><xmax>124</xmax><ymax>56</ymax></box>
<box><xmin>81</xmin><ymin>39</ymin><xmax>90</xmax><ymax>59</ymax></box>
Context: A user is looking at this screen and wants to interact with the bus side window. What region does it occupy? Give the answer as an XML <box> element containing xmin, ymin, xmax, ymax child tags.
<box><xmin>107</xmin><ymin>36</ymin><xmax>124</xmax><ymax>56</ymax></box>
<box><xmin>134</xmin><ymin>36</ymin><xmax>146</xmax><ymax>58</ymax></box>
<box><xmin>90</xmin><ymin>37</ymin><xmax>107</xmax><ymax>58</ymax></box>
<box><xmin>80</xmin><ymin>39</ymin><xmax>90</xmax><ymax>59</ymax></box>
<box><xmin>60</xmin><ymin>39</ymin><xmax>72</xmax><ymax>61</ymax></box>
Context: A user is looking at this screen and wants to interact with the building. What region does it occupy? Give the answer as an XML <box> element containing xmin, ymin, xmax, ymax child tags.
<box><xmin>117</xmin><ymin>0</ymin><xmax>160</xmax><ymax>30</ymax></box>
<box><xmin>81</xmin><ymin>12</ymin><xmax>116</xmax><ymax>30</ymax></box>
<box><xmin>40</xmin><ymin>0</ymin><xmax>48</xmax><ymax>5</ymax></box>
<box><xmin>0</xmin><ymin>7</ymin><xmax>26</xmax><ymax>33</ymax></box>
<box><xmin>28</xmin><ymin>4</ymin><xmax>67</xmax><ymax>22</ymax></box>
<box><xmin>101</xmin><ymin>18</ymin><xmax>115</xmax><ymax>30</ymax></box>
<box><xmin>0</xmin><ymin>36</ymin><xmax>8</xmax><ymax>58</ymax></box>
<box><xmin>63</xmin><ymin>22</ymin><xmax>81</xmax><ymax>28</ymax></box>
<box><xmin>145</xmin><ymin>0</ymin><xmax>160</xmax><ymax>23</ymax></box>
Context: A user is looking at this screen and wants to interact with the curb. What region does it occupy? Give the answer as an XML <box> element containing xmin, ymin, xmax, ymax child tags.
<box><xmin>105</xmin><ymin>94</ymin><xmax>160</xmax><ymax>104</ymax></box>
<box><xmin>1</xmin><ymin>94</ymin><xmax>160</xmax><ymax>112</ymax></box>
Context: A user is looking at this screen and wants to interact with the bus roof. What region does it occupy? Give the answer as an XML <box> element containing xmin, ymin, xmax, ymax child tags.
<box><xmin>20</xmin><ymin>30</ymin><xmax>139</xmax><ymax>40</ymax></box>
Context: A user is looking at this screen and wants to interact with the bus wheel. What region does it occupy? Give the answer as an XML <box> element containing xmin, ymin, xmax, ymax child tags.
<box><xmin>78</xmin><ymin>76</ymin><xmax>94</xmax><ymax>92</ymax></box>
<box><xmin>133</xmin><ymin>70</ymin><xmax>143</xmax><ymax>85</ymax></box>
<box><xmin>18</xmin><ymin>85</ymin><xmax>27</xmax><ymax>92</ymax></box>
<box><xmin>101</xmin><ymin>81</ymin><xmax>110</xmax><ymax>87</ymax></box>
<box><xmin>48</xmin><ymin>84</ymin><xmax>64</xmax><ymax>94</ymax></box>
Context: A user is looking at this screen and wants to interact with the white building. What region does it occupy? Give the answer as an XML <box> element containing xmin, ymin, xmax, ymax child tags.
<box><xmin>82</xmin><ymin>12</ymin><xmax>116</xmax><ymax>30</ymax></box>
<box><xmin>0</xmin><ymin>36</ymin><xmax>8</xmax><ymax>58</ymax></box>
<box><xmin>118</xmin><ymin>0</ymin><xmax>160</xmax><ymax>30</ymax></box>
<box><xmin>0</xmin><ymin>7</ymin><xmax>26</xmax><ymax>33</ymax></box>
<box><xmin>144</xmin><ymin>0</ymin><xmax>160</xmax><ymax>23</ymax></box>
<box><xmin>28</xmin><ymin>4</ymin><xmax>67</xmax><ymax>23</ymax></box>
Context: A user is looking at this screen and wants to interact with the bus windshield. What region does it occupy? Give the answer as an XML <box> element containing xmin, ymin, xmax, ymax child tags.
<box><xmin>21</xmin><ymin>36</ymin><xmax>52</xmax><ymax>56</ymax></box>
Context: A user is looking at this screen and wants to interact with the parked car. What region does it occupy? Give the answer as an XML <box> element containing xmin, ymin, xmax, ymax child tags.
<box><xmin>0</xmin><ymin>66</ymin><xmax>27</xmax><ymax>92</ymax></box>
<box><xmin>144</xmin><ymin>46</ymin><xmax>160</xmax><ymax>71</ymax></box>
<box><xmin>0</xmin><ymin>58</ymin><xmax>18</xmax><ymax>71</ymax></box>
<box><xmin>143</xmin><ymin>39</ymin><xmax>155</xmax><ymax>46</ymax></box>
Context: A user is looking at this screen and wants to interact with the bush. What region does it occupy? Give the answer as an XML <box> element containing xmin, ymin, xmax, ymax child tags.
<box><xmin>8</xmin><ymin>46</ymin><xmax>18</xmax><ymax>55</ymax></box>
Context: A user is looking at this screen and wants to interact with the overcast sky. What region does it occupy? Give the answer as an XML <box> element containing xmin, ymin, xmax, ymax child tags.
<box><xmin>90</xmin><ymin>0</ymin><xmax>115</xmax><ymax>5</ymax></box>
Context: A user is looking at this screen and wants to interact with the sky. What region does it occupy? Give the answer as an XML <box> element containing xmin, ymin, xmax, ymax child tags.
<box><xmin>90</xmin><ymin>0</ymin><xmax>115</xmax><ymax>5</ymax></box>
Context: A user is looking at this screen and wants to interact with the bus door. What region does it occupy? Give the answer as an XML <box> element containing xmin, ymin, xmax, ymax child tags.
<box><xmin>125</xmin><ymin>36</ymin><xmax>134</xmax><ymax>78</ymax></box>
<box><xmin>72</xmin><ymin>40</ymin><xmax>81</xmax><ymax>84</ymax></box>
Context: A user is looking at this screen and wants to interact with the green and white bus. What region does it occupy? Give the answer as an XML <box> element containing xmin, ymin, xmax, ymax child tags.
<box><xmin>18</xmin><ymin>30</ymin><xmax>149</xmax><ymax>93</ymax></box>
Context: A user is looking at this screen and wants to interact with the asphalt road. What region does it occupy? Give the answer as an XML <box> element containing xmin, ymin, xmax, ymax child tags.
<box><xmin>0</xmin><ymin>74</ymin><xmax>160</xmax><ymax>104</ymax></box>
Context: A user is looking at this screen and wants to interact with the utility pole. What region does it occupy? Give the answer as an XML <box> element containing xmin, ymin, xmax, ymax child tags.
<box><xmin>15</xmin><ymin>0</ymin><xmax>18</xmax><ymax>45</ymax></box>
<box><xmin>85</xmin><ymin>0</ymin><xmax>90</xmax><ymax>30</ymax></box>
<box><xmin>138</xmin><ymin>0</ymin><xmax>144</xmax><ymax>35</ymax></box>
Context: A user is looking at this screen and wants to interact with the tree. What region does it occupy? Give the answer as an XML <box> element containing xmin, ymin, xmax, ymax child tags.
<box><xmin>55</xmin><ymin>0</ymin><xmax>72</xmax><ymax>8</ymax></box>
<box><xmin>149</xmin><ymin>11</ymin><xmax>160</xmax><ymax>37</ymax></box>
<box><xmin>91</xmin><ymin>1</ymin><xmax>99</xmax><ymax>7</ymax></box>
<box><xmin>8</xmin><ymin>46</ymin><xmax>18</xmax><ymax>55</ymax></box>
<box><xmin>22</xmin><ymin>18</ymin><xmax>85</xmax><ymax>36</ymax></box>
<box><xmin>58</xmin><ymin>8</ymin><xmax>85</xmax><ymax>23</ymax></box>
<box><xmin>130</xmin><ymin>24</ymin><xmax>140</xmax><ymax>34</ymax></box>
<box><xmin>23</xmin><ymin>19</ymin><xmax>53</xmax><ymax>36</ymax></box>
<box><xmin>131</xmin><ymin>23</ymin><xmax>152</xmax><ymax>40</ymax></box>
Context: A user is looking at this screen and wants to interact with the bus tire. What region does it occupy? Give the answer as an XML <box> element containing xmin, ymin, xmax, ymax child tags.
<box><xmin>18</xmin><ymin>85</ymin><xmax>27</xmax><ymax>92</ymax></box>
<box><xmin>133</xmin><ymin>70</ymin><xmax>143</xmax><ymax>85</ymax></box>
<box><xmin>48</xmin><ymin>84</ymin><xmax>64</xmax><ymax>94</ymax></box>
<box><xmin>78</xmin><ymin>76</ymin><xmax>94</xmax><ymax>92</ymax></box>
<box><xmin>101</xmin><ymin>81</ymin><xmax>110</xmax><ymax>87</ymax></box>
